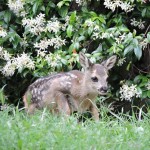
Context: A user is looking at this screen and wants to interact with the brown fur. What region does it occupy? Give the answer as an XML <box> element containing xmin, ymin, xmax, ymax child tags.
<box><xmin>23</xmin><ymin>52</ymin><xmax>117</xmax><ymax>120</ymax></box>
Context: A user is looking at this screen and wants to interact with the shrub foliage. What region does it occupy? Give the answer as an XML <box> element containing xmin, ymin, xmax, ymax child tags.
<box><xmin>0</xmin><ymin>0</ymin><xmax>150</xmax><ymax>107</ymax></box>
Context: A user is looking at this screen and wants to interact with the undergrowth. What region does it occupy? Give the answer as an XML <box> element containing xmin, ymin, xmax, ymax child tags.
<box><xmin>0</xmin><ymin>106</ymin><xmax>150</xmax><ymax>150</ymax></box>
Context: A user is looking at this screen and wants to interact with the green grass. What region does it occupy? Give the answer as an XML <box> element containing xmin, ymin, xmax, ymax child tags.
<box><xmin>0</xmin><ymin>107</ymin><xmax>150</xmax><ymax>150</ymax></box>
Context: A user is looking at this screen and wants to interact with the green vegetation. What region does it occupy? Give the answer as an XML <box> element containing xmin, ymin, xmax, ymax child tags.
<box><xmin>0</xmin><ymin>107</ymin><xmax>150</xmax><ymax>150</ymax></box>
<box><xmin>0</xmin><ymin>1</ymin><xmax>150</xmax><ymax>149</ymax></box>
<box><xmin>0</xmin><ymin>0</ymin><xmax>150</xmax><ymax>105</ymax></box>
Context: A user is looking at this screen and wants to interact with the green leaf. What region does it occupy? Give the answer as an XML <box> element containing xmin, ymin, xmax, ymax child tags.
<box><xmin>68</xmin><ymin>43</ymin><xmax>75</xmax><ymax>53</ymax></box>
<box><xmin>92</xmin><ymin>16</ymin><xmax>105</xmax><ymax>24</ymax></box>
<box><xmin>134</xmin><ymin>46</ymin><xmax>142</xmax><ymax>60</ymax></box>
<box><xmin>88</xmin><ymin>27</ymin><xmax>93</xmax><ymax>35</ymax></box>
<box><xmin>33</xmin><ymin>2</ymin><xmax>39</xmax><ymax>14</ymax></box>
<box><xmin>119</xmin><ymin>26</ymin><xmax>129</xmax><ymax>32</ymax></box>
<box><xmin>74</xmin><ymin>42</ymin><xmax>79</xmax><ymax>49</ymax></box>
<box><xmin>0</xmin><ymin>85</ymin><xmax>7</xmax><ymax>105</ymax></box>
<box><xmin>78</xmin><ymin>36</ymin><xmax>85</xmax><ymax>42</ymax></box>
<box><xmin>147</xmin><ymin>91</ymin><xmax>150</xmax><ymax>98</ymax></box>
<box><xmin>4</xmin><ymin>11</ymin><xmax>11</xmax><ymax>23</ymax></box>
<box><xmin>124</xmin><ymin>45</ymin><xmax>134</xmax><ymax>56</ymax></box>
<box><xmin>133</xmin><ymin>38</ymin><xmax>138</xmax><ymax>47</ymax></box>
<box><xmin>142</xmin><ymin>8</ymin><xmax>147</xmax><ymax>17</ymax></box>
<box><xmin>69</xmin><ymin>11</ymin><xmax>76</xmax><ymax>25</ymax></box>
<box><xmin>89</xmin><ymin>11</ymin><xmax>97</xmax><ymax>17</ymax></box>
<box><xmin>58</xmin><ymin>6</ymin><xmax>68</xmax><ymax>17</ymax></box>
<box><xmin>67</xmin><ymin>25</ymin><xmax>73</xmax><ymax>38</ymax></box>
<box><xmin>147</xmin><ymin>32</ymin><xmax>150</xmax><ymax>43</ymax></box>
<box><xmin>57</xmin><ymin>1</ymin><xmax>64</xmax><ymax>8</ymax></box>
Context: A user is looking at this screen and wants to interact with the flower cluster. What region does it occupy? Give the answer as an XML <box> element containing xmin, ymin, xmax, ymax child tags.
<box><xmin>117</xmin><ymin>57</ymin><xmax>126</xmax><ymax>66</ymax></box>
<box><xmin>140</xmin><ymin>39</ymin><xmax>149</xmax><ymax>49</ymax></box>
<box><xmin>45</xmin><ymin>53</ymin><xmax>62</xmax><ymax>68</ymax></box>
<box><xmin>46</xmin><ymin>16</ymin><xmax>69</xmax><ymax>33</ymax></box>
<box><xmin>104</xmin><ymin>0</ymin><xmax>134</xmax><ymax>12</ymax></box>
<box><xmin>84</xmin><ymin>19</ymin><xmax>114</xmax><ymax>40</ymax></box>
<box><xmin>13</xmin><ymin>53</ymin><xmax>35</xmax><ymax>72</ymax></box>
<box><xmin>22</xmin><ymin>14</ymin><xmax>69</xmax><ymax>36</ymax></box>
<box><xmin>0</xmin><ymin>26</ymin><xmax>7</xmax><ymax>38</ymax></box>
<box><xmin>75</xmin><ymin>0</ymin><xmax>86</xmax><ymax>6</ymax></box>
<box><xmin>22</xmin><ymin>13</ymin><xmax>46</xmax><ymax>35</ymax></box>
<box><xmin>130</xmin><ymin>18</ymin><xmax>145</xmax><ymax>29</ymax></box>
<box><xmin>8</xmin><ymin>0</ymin><xmax>26</xmax><ymax>17</ymax></box>
<box><xmin>115</xmin><ymin>33</ymin><xmax>126</xmax><ymax>44</ymax></box>
<box><xmin>119</xmin><ymin>84</ymin><xmax>141</xmax><ymax>101</ymax></box>
<box><xmin>0</xmin><ymin>46</ymin><xmax>11</xmax><ymax>61</ymax></box>
<box><xmin>34</xmin><ymin>36</ymin><xmax>66</xmax><ymax>50</ymax></box>
<box><xmin>1</xmin><ymin>53</ymin><xmax>35</xmax><ymax>77</ymax></box>
<box><xmin>1</xmin><ymin>61</ymin><xmax>16</xmax><ymax>77</ymax></box>
<box><xmin>46</xmin><ymin>20</ymin><xmax>61</xmax><ymax>33</ymax></box>
<box><xmin>146</xmin><ymin>81</ymin><xmax>150</xmax><ymax>90</ymax></box>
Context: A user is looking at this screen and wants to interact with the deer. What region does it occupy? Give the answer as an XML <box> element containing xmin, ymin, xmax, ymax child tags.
<box><xmin>23</xmin><ymin>52</ymin><xmax>117</xmax><ymax>120</ymax></box>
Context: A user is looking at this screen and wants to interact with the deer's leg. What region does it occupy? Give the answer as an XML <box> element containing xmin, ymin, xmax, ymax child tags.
<box><xmin>27</xmin><ymin>103</ymin><xmax>38</xmax><ymax>114</ymax></box>
<box><xmin>90</xmin><ymin>104</ymin><xmax>99</xmax><ymax>121</ymax></box>
<box><xmin>23</xmin><ymin>94</ymin><xmax>36</xmax><ymax>114</ymax></box>
<box><xmin>55</xmin><ymin>92</ymin><xmax>71</xmax><ymax>116</ymax></box>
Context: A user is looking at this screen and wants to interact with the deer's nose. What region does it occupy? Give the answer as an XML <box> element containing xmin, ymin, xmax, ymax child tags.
<box><xmin>100</xmin><ymin>86</ymin><xmax>108</xmax><ymax>93</ymax></box>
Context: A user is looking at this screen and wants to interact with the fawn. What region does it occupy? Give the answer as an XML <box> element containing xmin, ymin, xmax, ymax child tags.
<box><xmin>23</xmin><ymin>52</ymin><xmax>117</xmax><ymax>120</ymax></box>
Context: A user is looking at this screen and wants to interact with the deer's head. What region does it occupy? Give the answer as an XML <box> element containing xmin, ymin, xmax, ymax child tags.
<box><xmin>79</xmin><ymin>52</ymin><xmax>117</xmax><ymax>95</ymax></box>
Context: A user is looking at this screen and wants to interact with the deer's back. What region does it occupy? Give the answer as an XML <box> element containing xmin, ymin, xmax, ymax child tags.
<box><xmin>25</xmin><ymin>70</ymin><xmax>83</xmax><ymax>104</ymax></box>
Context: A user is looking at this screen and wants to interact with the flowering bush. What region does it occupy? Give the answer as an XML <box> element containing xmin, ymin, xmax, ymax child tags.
<box><xmin>0</xmin><ymin>0</ymin><xmax>150</xmax><ymax>109</ymax></box>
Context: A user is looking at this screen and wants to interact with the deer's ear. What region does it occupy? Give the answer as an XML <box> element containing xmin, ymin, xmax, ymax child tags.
<box><xmin>79</xmin><ymin>52</ymin><xmax>93</xmax><ymax>70</ymax></box>
<box><xmin>101</xmin><ymin>55</ymin><xmax>117</xmax><ymax>70</ymax></box>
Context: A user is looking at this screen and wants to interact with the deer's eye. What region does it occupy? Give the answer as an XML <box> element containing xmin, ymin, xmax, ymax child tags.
<box><xmin>91</xmin><ymin>77</ymin><xmax>98</xmax><ymax>82</ymax></box>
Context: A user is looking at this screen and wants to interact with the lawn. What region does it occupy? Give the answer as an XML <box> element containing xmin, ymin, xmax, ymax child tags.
<box><xmin>0</xmin><ymin>107</ymin><xmax>150</xmax><ymax>150</ymax></box>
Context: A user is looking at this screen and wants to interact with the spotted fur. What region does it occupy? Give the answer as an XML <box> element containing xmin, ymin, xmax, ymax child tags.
<box><xmin>23</xmin><ymin>52</ymin><xmax>117</xmax><ymax>120</ymax></box>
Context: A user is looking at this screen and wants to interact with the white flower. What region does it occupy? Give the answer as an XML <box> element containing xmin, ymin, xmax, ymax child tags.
<box><xmin>8</xmin><ymin>0</ymin><xmax>26</xmax><ymax>17</ymax></box>
<box><xmin>1</xmin><ymin>52</ymin><xmax>35</xmax><ymax>76</ymax></box>
<box><xmin>3</xmin><ymin>51</ymin><xmax>11</xmax><ymax>61</ymax></box>
<box><xmin>1</xmin><ymin>61</ymin><xmax>16</xmax><ymax>76</ymax></box>
<box><xmin>140</xmin><ymin>39</ymin><xmax>148</xmax><ymax>49</ymax></box>
<box><xmin>120</xmin><ymin>2</ymin><xmax>134</xmax><ymax>12</ymax></box>
<box><xmin>13</xmin><ymin>53</ymin><xmax>35</xmax><ymax>72</ymax></box>
<box><xmin>49</xmin><ymin>36</ymin><xmax>66</xmax><ymax>49</ymax></box>
<box><xmin>61</xmin><ymin>16</ymin><xmax>70</xmax><ymax>31</ymax></box>
<box><xmin>130</xmin><ymin>18</ymin><xmax>138</xmax><ymax>26</ymax></box>
<box><xmin>34</xmin><ymin>36</ymin><xmax>66</xmax><ymax>50</ymax></box>
<box><xmin>45</xmin><ymin>53</ymin><xmax>62</xmax><ymax>68</ymax></box>
<box><xmin>45</xmin><ymin>54</ymin><xmax>56</xmax><ymax>67</ymax></box>
<box><xmin>46</xmin><ymin>20</ymin><xmax>61</xmax><ymax>33</ymax></box>
<box><xmin>130</xmin><ymin>18</ymin><xmax>145</xmax><ymax>29</ymax></box>
<box><xmin>22</xmin><ymin>13</ymin><xmax>46</xmax><ymax>35</ymax></box>
<box><xmin>0</xmin><ymin>27</ymin><xmax>7</xmax><ymax>37</ymax></box>
<box><xmin>115</xmin><ymin>37</ymin><xmax>121</xmax><ymax>44</ymax></box>
<box><xmin>119</xmin><ymin>33</ymin><xmax>126</xmax><ymax>41</ymax></box>
<box><xmin>101</xmin><ymin>32</ymin><xmax>113</xmax><ymax>39</ymax></box>
<box><xmin>34</xmin><ymin>38</ymin><xmax>50</xmax><ymax>50</ymax></box>
<box><xmin>93</xmin><ymin>32</ymin><xmax>99</xmax><ymax>40</ymax></box>
<box><xmin>119</xmin><ymin>84</ymin><xmax>140</xmax><ymax>101</ymax></box>
<box><xmin>75</xmin><ymin>0</ymin><xmax>85</xmax><ymax>6</ymax></box>
<box><xmin>94</xmin><ymin>25</ymin><xmax>100</xmax><ymax>31</ymax></box>
<box><xmin>85</xmin><ymin>19</ymin><xmax>94</xmax><ymax>27</ymax></box>
<box><xmin>117</xmin><ymin>57</ymin><xmax>126</xmax><ymax>66</ymax></box>
<box><xmin>146</xmin><ymin>81</ymin><xmax>150</xmax><ymax>90</ymax></box>
<box><xmin>0</xmin><ymin>47</ymin><xmax>11</xmax><ymax>61</ymax></box>
<box><xmin>138</xmin><ymin>20</ymin><xmax>145</xmax><ymax>29</ymax></box>
<box><xmin>114</xmin><ymin>0</ymin><xmax>122</xmax><ymax>7</ymax></box>
<box><xmin>20</xmin><ymin>39</ymin><xmax>28</xmax><ymax>47</ymax></box>
<box><xmin>104</xmin><ymin>0</ymin><xmax>114</xmax><ymax>11</ymax></box>
<box><xmin>36</xmin><ymin>50</ymin><xmax>46</xmax><ymax>57</ymax></box>
<box><xmin>104</xmin><ymin>0</ymin><xmax>134</xmax><ymax>12</ymax></box>
<box><xmin>0</xmin><ymin>46</ymin><xmax>3</xmax><ymax>57</ymax></box>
